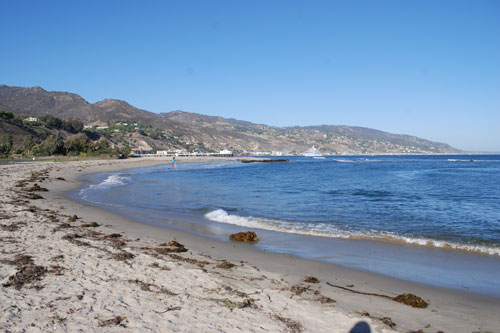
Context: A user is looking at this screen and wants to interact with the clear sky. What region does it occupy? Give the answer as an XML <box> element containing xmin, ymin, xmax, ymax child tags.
<box><xmin>1</xmin><ymin>0</ymin><xmax>499</xmax><ymax>151</ymax></box>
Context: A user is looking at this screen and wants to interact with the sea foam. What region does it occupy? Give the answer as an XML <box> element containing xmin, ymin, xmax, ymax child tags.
<box><xmin>204</xmin><ymin>209</ymin><xmax>500</xmax><ymax>256</ymax></box>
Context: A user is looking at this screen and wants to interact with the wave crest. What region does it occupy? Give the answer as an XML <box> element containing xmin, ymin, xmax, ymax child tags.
<box><xmin>204</xmin><ymin>209</ymin><xmax>500</xmax><ymax>256</ymax></box>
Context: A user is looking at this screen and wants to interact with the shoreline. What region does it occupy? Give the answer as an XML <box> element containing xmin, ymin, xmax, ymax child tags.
<box><xmin>2</xmin><ymin>157</ymin><xmax>500</xmax><ymax>332</ymax></box>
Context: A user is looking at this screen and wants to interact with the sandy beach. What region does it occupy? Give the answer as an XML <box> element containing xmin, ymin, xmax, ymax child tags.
<box><xmin>1</xmin><ymin>157</ymin><xmax>499</xmax><ymax>332</ymax></box>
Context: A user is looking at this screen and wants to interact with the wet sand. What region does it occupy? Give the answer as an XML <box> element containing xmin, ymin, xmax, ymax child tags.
<box><xmin>1</xmin><ymin>157</ymin><xmax>499</xmax><ymax>332</ymax></box>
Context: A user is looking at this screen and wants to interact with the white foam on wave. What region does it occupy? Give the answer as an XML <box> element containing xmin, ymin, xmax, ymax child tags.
<box><xmin>90</xmin><ymin>174</ymin><xmax>129</xmax><ymax>189</ymax></box>
<box><xmin>204</xmin><ymin>209</ymin><xmax>500</xmax><ymax>256</ymax></box>
<box><xmin>78</xmin><ymin>174</ymin><xmax>129</xmax><ymax>206</ymax></box>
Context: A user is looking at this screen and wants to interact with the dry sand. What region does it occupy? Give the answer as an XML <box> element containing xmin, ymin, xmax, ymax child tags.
<box><xmin>1</xmin><ymin>157</ymin><xmax>499</xmax><ymax>332</ymax></box>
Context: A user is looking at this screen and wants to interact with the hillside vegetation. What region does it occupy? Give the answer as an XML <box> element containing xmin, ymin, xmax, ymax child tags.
<box><xmin>0</xmin><ymin>85</ymin><xmax>462</xmax><ymax>155</ymax></box>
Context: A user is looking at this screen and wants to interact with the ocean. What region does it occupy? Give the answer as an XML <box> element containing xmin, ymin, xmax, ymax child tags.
<box><xmin>73</xmin><ymin>155</ymin><xmax>500</xmax><ymax>295</ymax></box>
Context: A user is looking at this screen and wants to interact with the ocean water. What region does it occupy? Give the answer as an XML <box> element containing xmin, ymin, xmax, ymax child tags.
<box><xmin>74</xmin><ymin>155</ymin><xmax>500</xmax><ymax>295</ymax></box>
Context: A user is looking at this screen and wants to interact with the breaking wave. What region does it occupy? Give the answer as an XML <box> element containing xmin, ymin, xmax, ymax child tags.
<box><xmin>78</xmin><ymin>174</ymin><xmax>129</xmax><ymax>206</ymax></box>
<box><xmin>204</xmin><ymin>209</ymin><xmax>500</xmax><ymax>256</ymax></box>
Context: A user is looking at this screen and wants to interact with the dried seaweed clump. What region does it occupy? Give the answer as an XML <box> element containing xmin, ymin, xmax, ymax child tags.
<box><xmin>393</xmin><ymin>293</ymin><xmax>428</xmax><ymax>308</ymax></box>
<box><xmin>273</xmin><ymin>315</ymin><xmax>303</xmax><ymax>333</ymax></box>
<box><xmin>2</xmin><ymin>255</ymin><xmax>48</xmax><ymax>290</ymax></box>
<box><xmin>99</xmin><ymin>315</ymin><xmax>127</xmax><ymax>327</ymax></box>
<box><xmin>216</xmin><ymin>261</ymin><xmax>235</xmax><ymax>269</ymax></box>
<box><xmin>229</xmin><ymin>231</ymin><xmax>259</xmax><ymax>243</ymax></box>
<box><xmin>304</xmin><ymin>276</ymin><xmax>319</xmax><ymax>283</ymax></box>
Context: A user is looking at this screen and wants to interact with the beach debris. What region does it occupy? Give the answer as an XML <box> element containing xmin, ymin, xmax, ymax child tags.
<box><xmin>149</xmin><ymin>262</ymin><xmax>171</xmax><ymax>270</ymax></box>
<box><xmin>272</xmin><ymin>314</ymin><xmax>303</xmax><ymax>333</ymax></box>
<box><xmin>290</xmin><ymin>284</ymin><xmax>309</xmax><ymax>296</ymax></box>
<box><xmin>214</xmin><ymin>298</ymin><xmax>257</xmax><ymax>311</ymax></box>
<box><xmin>81</xmin><ymin>222</ymin><xmax>100</xmax><ymax>228</ymax></box>
<box><xmin>62</xmin><ymin>233</ymin><xmax>92</xmax><ymax>247</ymax></box>
<box><xmin>0</xmin><ymin>223</ymin><xmax>21</xmax><ymax>231</ymax></box>
<box><xmin>112</xmin><ymin>251</ymin><xmax>135</xmax><ymax>261</ymax></box>
<box><xmin>104</xmin><ymin>233</ymin><xmax>122</xmax><ymax>239</ymax></box>
<box><xmin>27</xmin><ymin>184</ymin><xmax>48</xmax><ymax>192</ymax></box>
<box><xmin>216</xmin><ymin>261</ymin><xmax>236</xmax><ymax>269</ymax></box>
<box><xmin>160</xmin><ymin>240</ymin><xmax>183</xmax><ymax>247</ymax></box>
<box><xmin>51</xmin><ymin>255</ymin><xmax>65</xmax><ymax>262</ymax></box>
<box><xmin>168</xmin><ymin>253</ymin><xmax>211</xmax><ymax>267</ymax></box>
<box><xmin>152</xmin><ymin>241</ymin><xmax>188</xmax><ymax>254</ymax></box>
<box><xmin>24</xmin><ymin>193</ymin><xmax>43</xmax><ymax>200</ymax></box>
<box><xmin>0</xmin><ymin>213</ymin><xmax>15</xmax><ymax>220</ymax></box>
<box><xmin>153</xmin><ymin>306</ymin><xmax>182</xmax><ymax>313</ymax></box>
<box><xmin>2</xmin><ymin>255</ymin><xmax>48</xmax><ymax>290</ymax></box>
<box><xmin>326</xmin><ymin>282</ymin><xmax>429</xmax><ymax>309</ymax></box>
<box><xmin>128</xmin><ymin>279</ymin><xmax>177</xmax><ymax>295</ymax></box>
<box><xmin>55</xmin><ymin>177</ymin><xmax>66</xmax><ymax>181</ymax></box>
<box><xmin>304</xmin><ymin>276</ymin><xmax>320</xmax><ymax>283</ymax></box>
<box><xmin>229</xmin><ymin>231</ymin><xmax>259</xmax><ymax>243</ymax></box>
<box><xmin>316</xmin><ymin>295</ymin><xmax>336</xmax><ymax>304</ymax></box>
<box><xmin>68</xmin><ymin>214</ymin><xmax>78</xmax><ymax>222</ymax></box>
<box><xmin>360</xmin><ymin>312</ymin><xmax>397</xmax><ymax>329</ymax></box>
<box><xmin>53</xmin><ymin>223</ymin><xmax>74</xmax><ymax>231</ymax></box>
<box><xmin>393</xmin><ymin>293</ymin><xmax>428</xmax><ymax>309</ymax></box>
<box><xmin>99</xmin><ymin>315</ymin><xmax>127</xmax><ymax>327</ymax></box>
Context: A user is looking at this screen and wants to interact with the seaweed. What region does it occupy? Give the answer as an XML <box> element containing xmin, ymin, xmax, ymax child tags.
<box><xmin>216</xmin><ymin>261</ymin><xmax>235</xmax><ymax>269</ymax></box>
<box><xmin>99</xmin><ymin>315</ymin><xmax>127</xmax><ymax>327</ymax></box>
<box><xmin>3</xmin><ymin>261</ymin><xmax>48</xmax><ymax>289</ymax></box>
<box><xmin>27</xmin><ymin>184</ymin><xmax>48</xmax><ymax>192</ymax></box>
<box><xmin>0</xmin><ymin>223</ymin><xmax>20</xmax><ymax>231</ymax></box>
<box><xmin>68</xmin><ymin>215</ymin><xmax>78</xmax><ymax>222</ymax></box>
<box><xmin>316</xmin><ymin>295</ymin><xmax>336</xmax><ymax>304</ymax></box>
<box><xmin>361</xmin><ymin>311</ymin><xmax>397</xmax><ymax>329</ymax></box>
<box><xmin>326</xmin><ymin>282</ymin><xmax>428</xmax><ymax>309</ymax></box>
<box><xmin>111</xmin><ymin>251</ymin><xmax>135</xmax><ymax>261</ymax></box>
<box><xmin>304</xmin><ymin>276</ymin><xmax>319</xmax><ymax>283</ymax></box>
<box><xmin>168</xmin><ymin>253</ymin><xmax>211</xmax><ymax>267</ymax></box>
<box><xmin>273</xmin><ymin>314</ymin><xmax>303</xmax><ymax>333</ymax></box>
<box><xmin>229</xmin><ymin>231</ymin><xmax>259</xmax><ymax>243</ymax></box>
<box><xmin>128</xmin><ymin>279</ymin><xmax>177</xmax><ymax>295</ymax></box>
<box><xmin>81</xmin><ymin>222</ymin><xmax>100</xmax><ymax>228</ymax></box>
<box><xmin>290</xmin><ymin>284</ymin><xmax>309</xmax><ymax>296</ymax></box>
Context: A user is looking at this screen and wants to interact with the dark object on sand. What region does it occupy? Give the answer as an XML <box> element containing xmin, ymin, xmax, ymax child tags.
<box><xmin>229</xmin><ymin>231</ymin><xmax>259</xmax><ymax>243</ymax></box>
<box><xmin>327</xmin><ymin>282</ymin><xmax>428</xmax><ymax>308</ymax></box>
<box><xmin>393</xmin><ymin>293</ymin><xmax>428</xmax><ymax>308</ymax></box>
<box><xmin>304</xmin><ymin>276</ymin><xmax>320</xmax><ymax>283</ymax></box>
<box><xmin>216</xmin><ymin>261</ymin><xmax>235</xmax><ymax>269</ymax></box>
<box><xmin>27</xmin><ymin>184</ymin><xmax>48</xmax><ymax>192</ymax></box>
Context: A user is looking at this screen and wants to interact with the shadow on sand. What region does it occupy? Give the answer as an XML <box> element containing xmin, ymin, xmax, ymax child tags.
<box><xmin>349</xmin><ymin>321</ymin><xmax>371</xmax><ymax>333</ymax></box>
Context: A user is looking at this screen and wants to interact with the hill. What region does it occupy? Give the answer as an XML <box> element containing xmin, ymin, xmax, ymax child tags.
<box><xmin>0</xmin><ymin>85</ymin><xmax>461</xmax><ymax>154</ymax></box>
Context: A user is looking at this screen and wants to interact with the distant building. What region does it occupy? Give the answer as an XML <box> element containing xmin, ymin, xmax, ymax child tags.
<box><xmin>219</xmin><ymin>149</ymin><xmax>233</xmax><ymax>157</ymax></box>
<box><xmin>96</xmin><ymin>126</ymin><xmax>109</xmax><ymax>130</ymax></box>
<box><xmin>25</xmin><ymin>117</ymin><xmax>38</xmax><ymax>122</ymax></box>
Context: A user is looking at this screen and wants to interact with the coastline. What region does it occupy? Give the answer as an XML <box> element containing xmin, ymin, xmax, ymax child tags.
<box><xmin>1</xmin><ymin>157</ymin><xmax>499</xmax><ymax>332</ymax></box>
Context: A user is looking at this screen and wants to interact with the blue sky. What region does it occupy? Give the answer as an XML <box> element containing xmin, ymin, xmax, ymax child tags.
<box><xmin>1</xmin><ymin>0</ymin><xmax>499</xmax><ymax>151</ymax></box>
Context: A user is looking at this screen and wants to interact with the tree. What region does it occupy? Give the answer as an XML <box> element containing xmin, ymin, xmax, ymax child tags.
<box><xmin>93</xmin><ymin>139</ymin><xmax>112</xmax><ymax>154</ymax></box>
<box><xmin>64</xmin><ymin>133</ymin><xmax>90</xmax><ymax>155</ymax></box>
<box><xmin>1</xmin><ymin>134</ymin><xmax>13</xmax><ymax>154</ymax></box>
<box><xmin>39</xmin><ymin>114</ymin><xmax>62</xmax><ymax>129</ymax></box>
<box><xmin>23</xmin><ymin>135</ymin><xmax>36</xmax><ymax>154</ymax></box>
<box><xmin>62</xmin><ymin>119</ymin><xmax>84</xmax><ymax>133</ymax></box>
<box><xmin>31</xmin><ymin>136</ymin><xmax>64</xmax><ymax>156</ymax></box>
<box><xmin>0</xmin><ymin>110</ymin><xmax>14</xmax><ymax>120</ymax></box>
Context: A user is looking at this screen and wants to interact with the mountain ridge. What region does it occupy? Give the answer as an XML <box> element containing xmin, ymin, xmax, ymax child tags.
<box><xmin>0</xmin><ymin>85</ymin><xmax>461</xmax><ymax>154</ymax></box>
